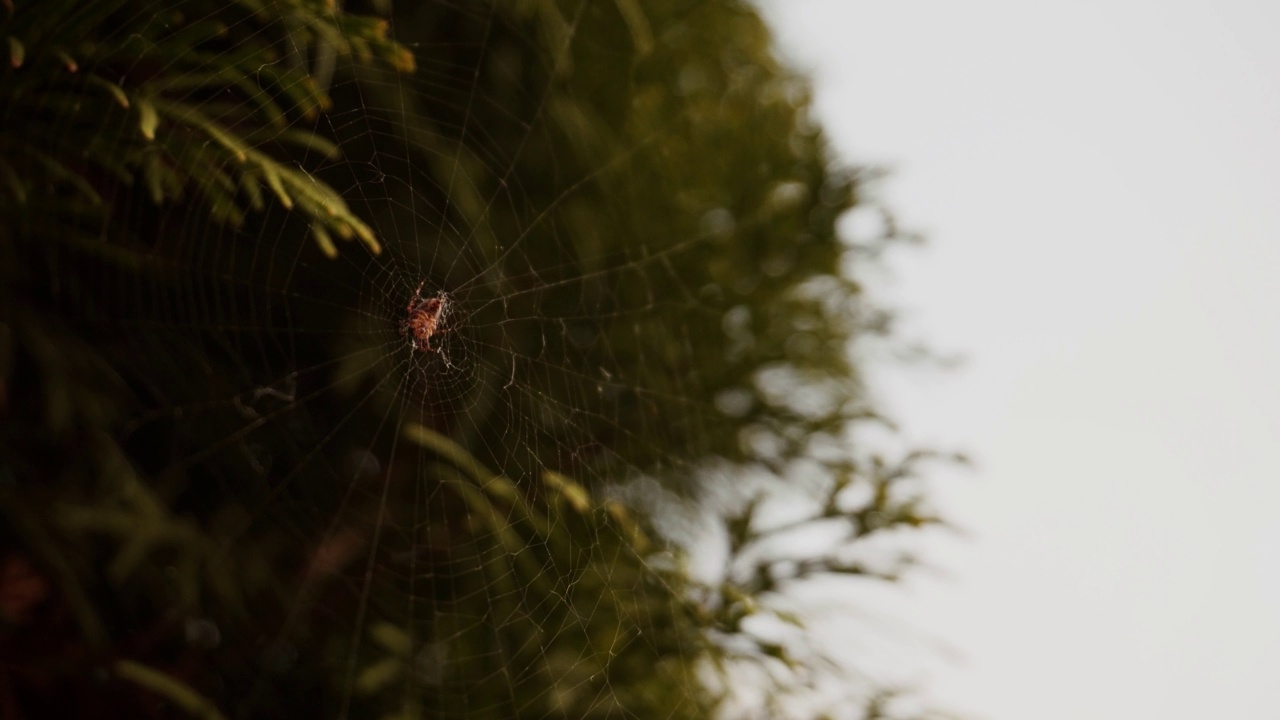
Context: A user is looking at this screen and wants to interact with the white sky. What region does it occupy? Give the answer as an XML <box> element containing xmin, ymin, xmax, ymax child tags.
<box><xmin>759</xmin><ymin>1</ymin><xmax>1280</xmax><ymax>718</ymax></box>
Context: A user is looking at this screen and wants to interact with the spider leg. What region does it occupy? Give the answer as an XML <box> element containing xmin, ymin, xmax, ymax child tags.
<box><xmin>408</xmin><ymin>280</ymin><xmax>426</xmax><ymax>313</ymax></box>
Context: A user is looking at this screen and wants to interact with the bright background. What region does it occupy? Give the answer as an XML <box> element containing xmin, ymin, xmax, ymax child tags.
<box><xmin>759</xmin><ymin>1</ymin><xmax>1280</xmax><ymax>718</ymax></box>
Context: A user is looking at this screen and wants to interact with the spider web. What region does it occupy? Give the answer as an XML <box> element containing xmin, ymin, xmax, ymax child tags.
<box><xmin>1</xmin><ymin>1</ymin><xmax>949</xmax><ymax>719</ymax></box>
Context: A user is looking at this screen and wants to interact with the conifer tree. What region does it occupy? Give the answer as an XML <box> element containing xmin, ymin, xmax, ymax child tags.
<box><xmin>1</xmin><ymin>2</ymin><xmax>951</xmax><ymax>718</ymax></box>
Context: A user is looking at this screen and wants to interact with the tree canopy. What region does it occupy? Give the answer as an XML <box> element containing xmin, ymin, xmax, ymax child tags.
<box><xmin>0</xmin><ymin>1</ymin><xmax>952</xmax><ymax>718</ymax></box>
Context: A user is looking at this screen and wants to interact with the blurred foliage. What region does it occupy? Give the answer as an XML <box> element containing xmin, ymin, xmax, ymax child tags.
<box><xmin>0</xmin><ymin>0</ymin><xmax>952</xmax><ymax>719</ymax></box>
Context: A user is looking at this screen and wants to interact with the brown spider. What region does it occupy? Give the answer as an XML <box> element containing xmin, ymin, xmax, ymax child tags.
<box><xmin>401</xmin><ymin>281</ymin><xmax>450</xmax><ymax>352</ymax></box>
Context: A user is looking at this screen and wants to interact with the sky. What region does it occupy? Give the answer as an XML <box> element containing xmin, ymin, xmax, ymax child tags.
<box><xmin>758</xmin><ymin>1</ymin><xmax>1280</xmax><ymax>718</ymax></box>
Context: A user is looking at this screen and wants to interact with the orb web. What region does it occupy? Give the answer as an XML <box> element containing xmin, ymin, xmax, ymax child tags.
<box><xmin>0</xmin><ymin>1</ymin><xmax>951</xmax><ymax>719</ymax></box>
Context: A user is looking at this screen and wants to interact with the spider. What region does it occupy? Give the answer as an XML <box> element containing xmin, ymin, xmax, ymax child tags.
<box><xmin>401</xmin><ymin>281</ymin><xmax>451</xmax><ymax>352</ymax></box>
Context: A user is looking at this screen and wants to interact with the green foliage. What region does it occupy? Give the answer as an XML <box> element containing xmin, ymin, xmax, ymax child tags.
<box><xmin>0</xmin><ymin>1</ymin><xmax>950</xmax><ymax>718</ymax></box>
<box><xmin>341</xmin><ymin>425</ymin><xmax>707</xmax><ymax>720</ymax></box>
<box><xmin>0</xmin><ymin>0</ymin><xmax>408</xmax><ymax>253</ymax></box>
